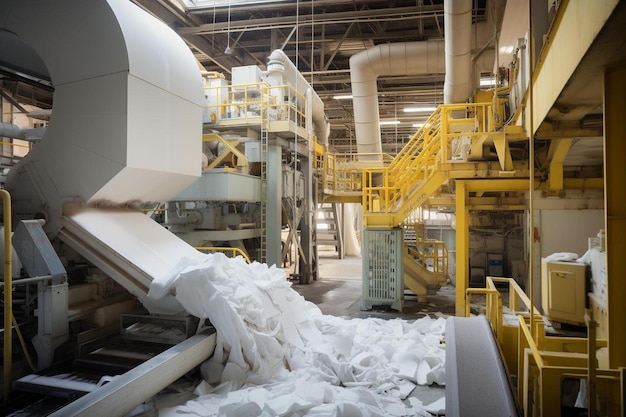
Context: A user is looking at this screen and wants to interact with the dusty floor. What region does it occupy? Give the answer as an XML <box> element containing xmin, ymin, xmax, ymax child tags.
<box><xmin>290</xmin><ymin>251</ymin><xmax>457</xmax><ymax>320</ymax></box>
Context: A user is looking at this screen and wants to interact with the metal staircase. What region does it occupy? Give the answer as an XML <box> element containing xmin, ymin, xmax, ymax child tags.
<box><xmin>362</xmin><ymin>102</ymin><xmax>527</xmax><ymax>227</ymax></box>
<box><xmin>316</xmin><ymin>203</ymin><xmax>344</xmax><ymax>259</ymax></box>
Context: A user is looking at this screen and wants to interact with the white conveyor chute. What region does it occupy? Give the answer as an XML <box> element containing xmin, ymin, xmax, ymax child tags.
<box><xmin>58</xmin><ymin>204</ymin><xmax>206</xmax><ymax>315</ymax></box>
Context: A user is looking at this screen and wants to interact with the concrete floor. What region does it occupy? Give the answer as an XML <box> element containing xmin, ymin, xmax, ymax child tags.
<box><xmin>291</xmin><ymin>251</ymin><xmax>457</xmax><ymax>320</ymax></box>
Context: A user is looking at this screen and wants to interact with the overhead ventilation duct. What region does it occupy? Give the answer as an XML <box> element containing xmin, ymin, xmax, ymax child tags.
<box><xmin>350</xmin><ymin>0</ymin><xmax>497</xmax><ymax>155</ymax></box>
<box><xmin>2</xmin><ymin>0</ymin><xmax>204</xmax><ymax>233</ymax></box>
<box><xmin>266</xmin><ymin>49</ymin><xmax>330</xmax><ymax>146</ymax></box>
<box><xmin>349</xmin><ymin>40</ymin><xmax>445</xmax><ymax>156</ymax></box>
<box><xmin>444</xmin><ymin>0</ymin><xmax>473</xmax><ymax>104</ymax></box>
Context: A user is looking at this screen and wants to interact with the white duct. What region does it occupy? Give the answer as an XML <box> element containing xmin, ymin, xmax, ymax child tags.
<box><xmin>349</xmin><ymin>40</ymin><xmax>445</xmax><ymax>155</ymax></box>
<box><xmin>266</xmin><ymin>49</ymin><xmax>330</xmax><ymax>146</ymax></box>
<box><xmin>444</xmin><ymin>0</ymin><xmax>473</xmax><ymax>104</ymax></box>
<box><xmin>349</xmin><ymin>0</ymin><xmax>498</xmax><ymax>154</ymax></box>
<box><xmin>3</xmin><ymin>0</ymin><xmax>204</xmax><ymax>231</ymax></box>
<box><xmin>0</xmin><ymin>122</ymin><xmax>25</xmax><ymax>140</ymax></box>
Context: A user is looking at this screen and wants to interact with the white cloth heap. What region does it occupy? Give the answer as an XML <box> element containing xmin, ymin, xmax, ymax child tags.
<box><xmin>149</xmin><ymin>253</ymin><xmax>446</xmax><ymax>416</ymax></box>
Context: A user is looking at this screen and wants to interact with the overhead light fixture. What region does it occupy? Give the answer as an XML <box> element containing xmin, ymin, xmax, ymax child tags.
<box><xmin>225</xmin><ymin>2</ymin><xmax>232</xmax><ymax>55</ymax></box>
<box><xmin>412</xmin><ymin>123</ymin><xmax>424</xmax><ymax>128</ymax></box>
<box><xmin>379</xmin><ymin>120</ymin><xmax>400</xmax><ymax>126</ymax></box>
<box><xmin>404</xmin><ymin>106</ymin><xmax>436</xmax><ymax>113</ymax></box>
<box><xmin>480</xmin><ymin>77</ymin><xmax>495</xmax><ymax>87</ymax></box>
<box><xmin>333</xmin><ymin>95</ymin><xmax>353</xmax><ymax>100</ymax></box>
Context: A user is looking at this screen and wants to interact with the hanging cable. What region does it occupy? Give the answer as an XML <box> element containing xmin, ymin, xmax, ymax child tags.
<box><xmin>225</xmin><ymin>2</ymin><xmax>232</xmax><ymax>55</ymax></box>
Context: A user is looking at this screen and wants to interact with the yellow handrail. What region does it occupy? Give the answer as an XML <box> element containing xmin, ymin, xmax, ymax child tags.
<box><xmin>0</xmin><ymin>141</ymin><xmax>30</xmax><ymax>149</ymax></box>
<box><xmin>321</xmin><ymin>152</ymin><xmax>392</xmax><ymax>194</ymax></box>
<box><xmin>478</xmin><ymin>276</ymin><xmax>623</xmax><ymax>415</ymax></box>
<box><xmin>195</xmin><ymin>246</ymin><xmax>251</xmax><ymax>264</ymax></box>
<box><xmin>1</xmin><ymin>189</ymin><xmax>12</xmax><ymax>401</ymax></box>
<box><xmin>362</xmin><ymin>102</ymin><xmax>502</xmax><ymax>225</ymax></box>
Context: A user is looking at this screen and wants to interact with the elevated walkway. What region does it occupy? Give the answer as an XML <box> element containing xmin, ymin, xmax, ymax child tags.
<box><xmin>361</xmin><ymin>102</ymin><xmax>527</xmax><ymax>227</ymax></box>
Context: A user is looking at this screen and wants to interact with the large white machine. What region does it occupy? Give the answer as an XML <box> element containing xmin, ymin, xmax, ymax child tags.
<box><xmin>1</xmin><ymin>0</ymin><xmax>217</xmax><ymax>413</ymax></box>
<box><xmin>1</xmin><ymin>0</ymin><xmax>330</xmax><ymax>412</ymax></box>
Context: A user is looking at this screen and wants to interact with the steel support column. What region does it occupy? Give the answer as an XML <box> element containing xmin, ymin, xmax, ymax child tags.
<box><xmin>266</xmin><ymin>145</ymin><xmax>283</xmax><ymax>267</ymax></box>
<box><xmin>455</xmin><ymin>180</ymin><xmax>469</xmax><ymax>316</ymax></box>
<box><xmin>604</xmin><ymin>64</ymin><xmax>626</xmax><ymax>369</ymax></box>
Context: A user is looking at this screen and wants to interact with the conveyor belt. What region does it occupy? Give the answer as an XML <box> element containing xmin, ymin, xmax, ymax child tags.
<box><xmin>445</xmin><ymin>316</ymin><xmax>520</xmax><ymax>417</ymax></box>
<box><xmin>8</xmin><ymin>317</ymin><xmax>216</xmax><ymax>417</ymax></box>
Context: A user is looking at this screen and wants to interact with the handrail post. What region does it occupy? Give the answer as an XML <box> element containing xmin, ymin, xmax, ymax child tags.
<box><xmin>2</xmin><ymin>189</ymin><xmax>12</xmax><ymax>401</ymax></box>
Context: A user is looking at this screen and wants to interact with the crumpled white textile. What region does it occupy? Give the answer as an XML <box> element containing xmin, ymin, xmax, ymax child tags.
<box><xmin>150</xmin><ymin>253</ymin><xmax>446</xmax><ymax>416</ymax></box>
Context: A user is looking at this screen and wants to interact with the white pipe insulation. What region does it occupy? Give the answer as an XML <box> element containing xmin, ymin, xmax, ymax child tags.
<box><xmin>444</xmin><ymin>0</ymin><xmax>473</xmax><ymax>104</ymax></box>
<box><xmin>349</xmin><ymin>40</ymin><xmax>445</xmax><ymax>155</ymax></box>
<box><xmin>349</xmin><ymin>0</ymin><xmax>498</xmax><ymax>155</ymax></box>
<box><xmin>0</xmin><ymin>122</ymin><xmax>25</xmax><ymax>140</ymax></box>
<box><xmin>266</xmin><ymin>49</ymin><xmax>330</xmax><ymax>146</ymax></box>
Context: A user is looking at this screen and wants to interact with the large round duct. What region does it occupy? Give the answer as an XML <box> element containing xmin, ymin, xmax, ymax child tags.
<box><xmin>349</xmin><ymin>40</ymin><xmax>445</xmax><ymax>156</ymax></box>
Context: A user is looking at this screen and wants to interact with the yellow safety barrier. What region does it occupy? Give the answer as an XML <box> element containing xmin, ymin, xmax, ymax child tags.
<box><xmin>320</xmin><ymin>152</ymin><xmax>392</xmax><ymax>202</ymax></box>
<box><xmin>472</xmin><ymin>276</ymin><xmax>624</xmax><ymax>416</ymax></box>
<box><xmin>196</xmin><ymin>246</ymin><xmax>251</xmax><ymax>264</ymax></box>
<box><xmin>204</xmin><ymin>82</ymin><xmax>308</xmax><ymax>134</ymax></box>
<box><xmin>362</xmin><ymin>102</ymin><xmax>523</xmax><ymax>226</ymax></box>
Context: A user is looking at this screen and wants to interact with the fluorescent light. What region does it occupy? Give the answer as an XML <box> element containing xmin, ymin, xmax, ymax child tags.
<box><xmin>412</xmin><ymin>123</ymin><xmax>424</xmax><ymax>128</ymax></box>
<box><xmin>404</xmin><ymin>106</ymin><xmax>436</xmax><ymax>113</ymax></box>
<box><xmin>379</xmin><ymin>120</ymin><xmax>400</xmax><ymax>125</ymax></box>
<box><xmin>480</xmin><ymin>77</ymin><xmax>495</xmax><ymax>87</ymax></box>
<box><xmin>333</xmin><ymin>95</ymin><xmax>353</xmax><ymax>100</ymax></box>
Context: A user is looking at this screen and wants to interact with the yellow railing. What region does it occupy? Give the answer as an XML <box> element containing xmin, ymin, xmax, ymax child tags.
<box><xmin>204</xmin><ymin>82</ymin><xmax>271</xmax><ymax>124</ymax></box>
<box><xmin>204</xmin><ymin>82</ymin><xmax>308</xmax><ymax>133</ymax></box>
<box><xmin>321</xmin><ymin>152</ymin><xmax>392</xmax><ymax>195</ymax></box>
<box><xmin>407</xmin><ymin>240</ymin><xmax>448</xmax><ymax>282</ymax></box>
<box><xmin>362</xmin><ymin>102</ymin><xmax>499</xmax><ymax>225</ymax></box>
<box><xmin>196</xmin><ymin>246</ymin><xmax>251</xmax><ymax>264</ymax></box>
<box><xmin>471</xmin><ymin>277</ymin><xmax>624</xmax><ymax>416</ymax></box>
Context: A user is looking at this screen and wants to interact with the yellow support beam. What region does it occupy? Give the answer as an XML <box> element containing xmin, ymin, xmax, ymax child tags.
<box><xmin>203</xmin><ymin>133</ymin><xmax>249</xmax><ymax>170</ymax></box>
<box><xmin>604</xmin><ymin>64</ymin><xmax>626</xmax><ymax>369</ymax></box>
<box><xmin>525</xmin><ymin>0</ymin><xmax>620</xmax><ymax>134</ymax></box>
<box><xmin>455</xmin><ymin>180</ymin><xmax>468</xmax><ymax>316</ymax></box>
<box><xmin>547</xmin><ymin>138</ymin><xmax>573</xmax><ymax>190</ymax></box>
<box><xmin>492</xmin><ymin>133</ymin><xmax>514</xmax><ymax>171</ymax></box>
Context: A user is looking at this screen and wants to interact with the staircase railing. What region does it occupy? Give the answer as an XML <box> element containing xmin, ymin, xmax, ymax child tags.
<box><xmin>363</xmin><ymin>102</ymin><xmax>499</xmax><ymax>226</ymax></box>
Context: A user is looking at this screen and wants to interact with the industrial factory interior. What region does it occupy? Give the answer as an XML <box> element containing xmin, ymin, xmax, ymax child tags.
<box><xmin>0</xmin><ymin>0</ymin><xmax>625</xmax><ymax>415</ymax></box>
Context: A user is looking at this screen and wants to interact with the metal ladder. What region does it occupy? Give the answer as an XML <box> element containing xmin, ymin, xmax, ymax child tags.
<box><xmin>258</xmin><ymin>104</ymin><xmax>269</xmax><ymax>263</ymax></box>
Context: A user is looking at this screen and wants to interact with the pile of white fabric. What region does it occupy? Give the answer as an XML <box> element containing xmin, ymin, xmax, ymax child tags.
<box><xmin>149</xmin><ymin>253</ymin><xmax>446</xmax><ymax>416</ymax></box>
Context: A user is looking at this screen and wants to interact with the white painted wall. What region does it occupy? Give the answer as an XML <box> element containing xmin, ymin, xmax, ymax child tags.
<box><xmin>538</xmin><ymin>209</ymin><xmax>604</xmax><ymax>257</ymax></box>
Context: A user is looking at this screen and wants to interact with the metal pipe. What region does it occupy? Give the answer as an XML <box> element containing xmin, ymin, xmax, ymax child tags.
<box><xmin>2</xmin><ymin>188</ymin><xmax>12</xmax><ymax>401</ymax></box>
<box><xmin>0</xmin><ymin>274</ymin><xmax>52</xmax><ymax>286</ymax></box>
<box><xmin>0</xmin><ymin>122</ymin><xmax>25</xmax><ymax>140</ymax></box>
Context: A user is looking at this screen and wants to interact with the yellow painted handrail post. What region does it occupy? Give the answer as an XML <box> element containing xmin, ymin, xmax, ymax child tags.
<box><xmin>2</xmin><ymin>189</ymin><xmax>12</xmax><ymax>401</ymax></box>
<box><xmin>195</xmin><ymin>246</ymin><xmax>251</xmax><ymax>264</ymax></box>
